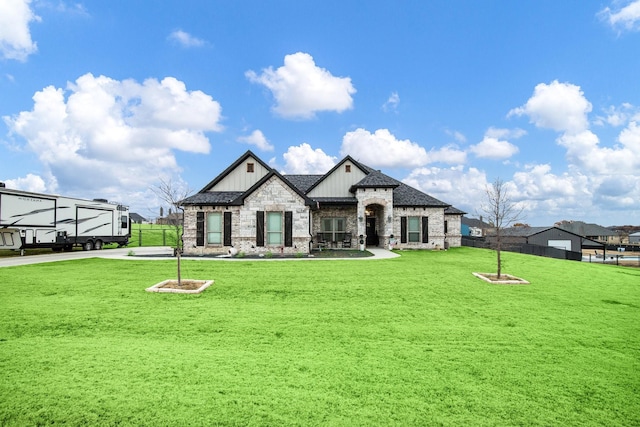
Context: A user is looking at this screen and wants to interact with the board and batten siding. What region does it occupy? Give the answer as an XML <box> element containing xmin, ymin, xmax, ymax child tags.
<box><xmin>209</xmin><ymin>156</ymin><xmax>270</xmax><ymax>192</ymax></box>
<box><xmin>307</xmin><ymin>161</ymin><xmax>366</xmax><ymax>198</ymax></box>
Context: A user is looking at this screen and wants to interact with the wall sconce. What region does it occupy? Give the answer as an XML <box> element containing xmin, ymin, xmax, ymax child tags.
<box><xmin>387</xmin><ymin>215</ymin><xmax>392</xmax><ymax>223</ymax></box>
<box><xmin>358</xmin><ymin>216</ymin><xmax>364</xmax><ymax>222</ymax></box>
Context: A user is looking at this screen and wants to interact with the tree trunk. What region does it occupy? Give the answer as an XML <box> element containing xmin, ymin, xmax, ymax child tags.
<box><xmin>177</xmin><ymin>249</ymin><xmax>182</xmax><ymax>287</ymax></box>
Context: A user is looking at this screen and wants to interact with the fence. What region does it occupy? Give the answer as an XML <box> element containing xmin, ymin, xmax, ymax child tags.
<box><xmin>461</xmin><ymin>237</ymin><xmax>582</xmax><ymax>261</ymax></box>
<box><xmin>128</xmin><ymin>225</ymin><xmax>181</xmax><ymax>248</ymax></box>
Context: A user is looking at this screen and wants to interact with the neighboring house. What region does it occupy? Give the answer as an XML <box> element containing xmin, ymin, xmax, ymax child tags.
<box><xmin>156</xmin><ymin>212</ymin><xmax>183</xmax><ymax>225</ymax></box>
<box><xmin>130</xmin><ymin>213</ymin><xmax>147</xmax><ymax>224</ymax></box>
<box><xmin>461</xmin><ymin>216</ymin><xmax>491</xmax><ymax>237</ymax></box>
<box><xmin>180</xmin><ymin>150</ymin><xmax>465</xmax><ymax>255</ymax></box>
<box><xmin>486</xmin><ymin>226</ymin><xmax>603</xmax><ymax>252</ymax></box>
<box><xmin>630</xmin><ymin>232</ymin><xmax>640</xmax><ymax>244</ymax></box>
<box><xmin>555</xmin><ymin>220</ymin><xmax>617</xmax><ymax>244</ymax></box>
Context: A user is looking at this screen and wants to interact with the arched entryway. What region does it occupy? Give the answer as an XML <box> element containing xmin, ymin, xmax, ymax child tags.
<box><xmin>365</xmin><ymin>204</ymin><xmax>384</xmax><ymax>246</ymax></box>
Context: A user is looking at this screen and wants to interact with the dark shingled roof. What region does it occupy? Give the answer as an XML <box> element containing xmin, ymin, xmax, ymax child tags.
<box><xmin>282</xmin><ymin>175</ymin><xmax>323</xmax><ymax>193</ymax></box>
<box><xmin>393</xmin><ymin>182</ymin><xmax>449</xmax><ymax>207</ymax></box>
<box><xmin>314</xmin><ymin>197</ymin><xmax>358</xmax><ymax>205</ymax></box>
<box><xmin>351</xmin><ymin>171</ymin><xmax>400</xmax><ymax>189</ymax></box>
<box><xmin>181</xmin><ymin>191</ymin><xmax>244</xmax><ymax>205</ymax></box>
<box><xmin>445</xmin><ymin>206</ymin><xmax>466</xmax><ymax>215</ymax></box>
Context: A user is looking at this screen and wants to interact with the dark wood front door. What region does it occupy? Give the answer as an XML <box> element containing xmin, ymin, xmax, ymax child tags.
<box><xmin>366</xmin><ymin>217</ymin><xmax>378</xmax><ymax>246</ymax></box>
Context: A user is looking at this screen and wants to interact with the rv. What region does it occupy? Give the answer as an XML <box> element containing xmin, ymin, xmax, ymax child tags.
<box><xmin>0</xmin><ymin>185</ymin><xmax>130</xmax><ymax>252</ymax></box>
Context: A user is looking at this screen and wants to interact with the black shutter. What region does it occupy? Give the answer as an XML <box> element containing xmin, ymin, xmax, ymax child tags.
<box><xmin>422</xmin><ymin>217</ymin><xmax>429</xmax><ymax>243</ymax></box>
<box><xmin>196</xmin><ymin>211</ymin><xmax>204</xmax><ymax>246</ymax></box>
<box><xmin>444</xmin><ymin>220</ymin><xmax>448</xmax><ymax>234</ymax></box>
<box><xmin>284</xmin><ymin>211</ymin><xmax>293</xmax><ymax>247</ymax></box>
<box><xmin>224</xmin><ymin>211</ymin><xmax>232</xmax><ymax>246</ymax></box>
<box><xmin>256</xmin><ymin>211</ymin><xmax>264</xmax><ymax>247</ymax></box>
<box><xmin>400</xmin><ymin>217</ymin><xmax>407</xmax><ymax>243</ymax></box>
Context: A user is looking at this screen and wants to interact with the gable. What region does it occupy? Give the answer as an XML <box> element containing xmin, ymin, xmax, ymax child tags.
<box><xmin>307</xmin><ymin>158</ymin><xmax>367</xmax><ymax>198</ymax></box>
<box><xmin>207</xmin><ymin>154</ymin><xmax>270</xmax><ymax>192</ymax></box>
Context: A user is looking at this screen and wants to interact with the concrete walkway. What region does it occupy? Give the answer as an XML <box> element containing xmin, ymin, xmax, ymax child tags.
<box><xmin>0</xmin><ymin>246</ymin><xmax>399</xmax><ymax>268</ymax></box>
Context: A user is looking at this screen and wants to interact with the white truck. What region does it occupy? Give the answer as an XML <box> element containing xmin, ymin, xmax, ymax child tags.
<box><xmin>0</xmin><ymin>185</ymin><xmax>130</xmax><ymax>252</ymax></box>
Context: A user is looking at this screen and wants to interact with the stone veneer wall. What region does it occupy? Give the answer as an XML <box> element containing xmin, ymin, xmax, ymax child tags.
<box><xmin>391</xmin><ymin>207</ymin><xmax>447</xmax><ymax>250</ymax></box>
<box><xmin>356</xmin><ymin>188</ymin><xmax>394</xmax><ymax>248</ymax></box>
<box><xmin>312</xmin><ymin>206</ymin><xmax>358</xmax><ymax>248</ymax></box>
<box><xmin>445</xmin><ymin>215</ymin><xmax>463</xmax><ymax>248</ymax></box>
<box><xmin>183</xmin><ymin>176</ymin><xmax>311</xmax><ymax>255</ymax></box>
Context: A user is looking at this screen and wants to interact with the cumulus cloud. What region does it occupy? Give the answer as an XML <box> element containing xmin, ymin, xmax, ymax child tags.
<box><xmin>282</xmin><ymin>143</ymin><xmax>336</xmax><ymax>174</ymax></box>
<box><xmin>3</xmin><ymin>173</ymin><xmax>48</xmax><ymax>193</ymax></box>
<box><xmin>237</xmin><ymin>129</ymin><xmax>274</xmax><ymax>151</ymax></box>
<box><xmin>3</xmin><ymin>73</ymin><xmax>222</xmax><ymax>197</ymax></box>
<box><xmin>246</xmin><ymin>52</ymin><xmax>356</xmax><ymax>119</ymax></box>
<box><xmin>509</xmin><ymin>80</ymin><xmax>592</xmax><ymax>134</ymax></box>
<box><xmin>0</xmin><ymin>0</ymin><xmax>39</xmax><ymax>61</ymax></box>
<box><xmin>599</xmin><ymin>0</ymin><xmax>640</xmax><ymax>32</ymax></box>
<box><xmin>469</xmin><ymin>127</ymin><xmax>523</xmax><ymax>160</ymax></box>
<box><xmin>340</xmin><ymin>128</ymin><xmax>428</xmax><ymax>168</ymax></box>
<box><xmin>382</xmin><ymin>92</ymin><xmax>400</xmax><ymax>112</ymax></box>
<box><xmin>168</xmin><ymin>29</ymin><xmax>206</xmax><ymax>48</ymax></box>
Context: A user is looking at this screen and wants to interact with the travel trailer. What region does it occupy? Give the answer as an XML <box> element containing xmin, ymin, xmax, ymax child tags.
<box><xmin>0</xmin><ymin>185</ymin><xmax>130</xmax><ymax>251</ymax></box>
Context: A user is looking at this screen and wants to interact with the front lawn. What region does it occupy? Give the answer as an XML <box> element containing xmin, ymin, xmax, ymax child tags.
<box><xmin>0</xmin><ymin>247</ymin><xmax>638</xmax><ymax>426</ymax></box>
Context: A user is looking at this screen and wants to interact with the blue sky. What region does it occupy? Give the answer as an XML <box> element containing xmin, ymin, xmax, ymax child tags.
<box><xmin>1</xmin><ymin>0</ymin><xmax>639</xmax><ymax>226</ymax></box>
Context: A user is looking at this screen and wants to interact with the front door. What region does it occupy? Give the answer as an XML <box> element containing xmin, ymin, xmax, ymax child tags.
<box><xmin>366</xmin><ymin>217</ymin><xmax>378</xmax><ymax>246</ymax></box>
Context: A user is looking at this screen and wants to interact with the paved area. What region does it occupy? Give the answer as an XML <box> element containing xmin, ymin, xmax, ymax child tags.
<box><xmin>0</xmin><ymin>246</ymin><xmax>399</xmax><ymax>268</ymax></box>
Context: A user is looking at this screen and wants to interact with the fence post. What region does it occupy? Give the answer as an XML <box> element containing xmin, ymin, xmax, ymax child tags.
<box><xmin>139</xmin><ymin>228</ymin><xmax>142</xmax><ymax>246</ymax></box>
<box><xmin>162</xmin><ymin>229</ymin><xmax>166</xmax><ymax>246</ymax></box>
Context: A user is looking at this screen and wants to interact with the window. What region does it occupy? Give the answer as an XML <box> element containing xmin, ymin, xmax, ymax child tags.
<box><xmin>207</xmin><ymin>212</ymin><xmax>222</xmax><ymax>244</ymax></box>
<box><xmin>408</xmin><ymin>216</ymin><xmax>420</xmax><ymax>242</ymax></box>
<box><xmin>321</xmin><ymin>217</ymin><xmax>346</xmax><ymax>242</ymax></box>
<box><xmin>247</xmin><ymin>162</ymin><xmax>254</xmax><ymax>173</ymax></box>
<box><xmin>267</xmin><ymin>212</ymin><xmax>282</xmax><ymax>245</ymax></box>
<box><xmin>345</xmin><ymin>164</ymin><xmax>351</xmax><ymax>173</ymax></box>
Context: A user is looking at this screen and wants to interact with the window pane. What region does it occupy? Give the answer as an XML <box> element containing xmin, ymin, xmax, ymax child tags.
<box><xmin>267</xmin><ymin>212</ymin><xmax>282</xmax><ymax>245</ymax></box>
<box><xmin>335</xmin><ymin>218</ymin><xmax>346</xmax><ymax>232</ymax></box>
<box><xmin>408</xmin><ymin>217</ymin><xmax>420</xmax><ymax>231</ymax></box>
<box><xmin>322</xmin><ymin>218</ymin><xmax>333</xmax><ymax>231</ymax></box>
<box><xmin>207</xmin><ymin>213</ymin><xmax>222</xmax><ymax>244</ymax></box>
<box><xmin>267</xmin><ymin>212</ymin><xmax>282</xmax><ymax>231</ymax></box>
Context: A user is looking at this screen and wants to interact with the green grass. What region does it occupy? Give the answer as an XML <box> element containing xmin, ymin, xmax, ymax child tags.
<box><xmin>0</xmin><ymin>247</ymin><xmax>638</xmax><ymax>426</ymax></box>
<box><xmin>128</xmin><ymin>223</ymin><xmax>180</xmax><ymax>248</ymax></box>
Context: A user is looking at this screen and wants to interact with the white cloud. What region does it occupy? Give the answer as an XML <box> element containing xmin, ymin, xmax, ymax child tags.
<box><xmin>403</xmin><ymin>165</ymin><xmax>489</xmax><ymax>212</ymax></box>
<box><xmin>237</xmin><ymin>129</ymin><xmax>274</xmax><ymax>151</ymax></box>
<box><xmin>3</xmin><ymin>73</ymin><xmax>222</xmax><ymax>196</ymax></box>
<box><xmin>3</xmin><ymin>173</ymin><xmax>47</xmax><ymax>193</ymax></box>
<box><xmin>470</xmin><ymin>128</ymin><xmax>523</xmax><ymax>160</ymax></box>
<box><xmin>282</xmin><ymin>143</ymin><xmax>336</xmax><ymax>174</ymax></box>
<box><xmin>340</xmin><ymin>128</ymin><xmax>428</xmax><ymax>168</ymax></box>
<box><xmin>445</xmin><ymin>129</ymin><xmax>467</xmax><ymax>143</ymax></box>
<box><xmin>427</xmin><ymin>145</ymin><xmax>467</xmax><ymax>164</ymax></box>
<box><xmin>599</xmin><ymin>0</ymin><xmax>640</xmax><ymax>32</ymax></box>
<box><xmin>382</xmin><ymin>92</ymin><xmax>400</xmax><ymax>112</ymax></box>
<box><xmin>595</xmin><ymin>103</ymin><xmax>637</xmax><ymax>127</ymax></box>
<box><xmin>509</xmin><ymin>80</ymin><xmax>592</xmax><ymax>134</ymax></box>
<box><xmin>246</xmin><ymin>52</ymin><xmax>356</xmax><ymax>119</ymax></box>
<box><xmin>167</xmin><ymin>29</ymin><xmax>206</xmax><ymax>48</ymax></box>
<box><xmin>0</xmin><ymin>0</ymin><xmax>39</xmax><ymax>61</ymax></box>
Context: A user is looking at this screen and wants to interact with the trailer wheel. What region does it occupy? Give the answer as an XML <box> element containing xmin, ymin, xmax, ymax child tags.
<box><xmin>83</xmin><ymin>241</ymin><xmax>94</xmax><ymax>251</ymax></box>
<box><xmin>94</xmin><ymin>240</ymin><xmax>103</xmax><ymax>250</ymax></box>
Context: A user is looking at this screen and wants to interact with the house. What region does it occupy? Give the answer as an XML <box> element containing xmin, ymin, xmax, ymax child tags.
<box><xmin>130</xmin><ymin>213</ymin><xmax>147</xmax><ymax>224</ymax></box>
<box><xmin>180</xmin><ymin>150</ymin><xmax>465</xmax><ymax>255</ymax></box>
<box><xmin>486</xmin><ymin>225</ymin><xmax>604</xmax><ymax>252</ymax></box>
<box><xmin>461</xmin><ymin>216</ymin><xmax>491</xmax><ymax>237</ymax></box>
<box><xmin>630</xmin><ymin>232</ymin><xmax>640</xmax><ymax>244</ymax></box>
<box><xmin>156</xmin><ymin>212</ymin><xmax>183</xmax><ymax>226</ymax></box>
<box><xmin>555</xmin><ymin>220</ymin><xmax>617</xmax><ymax>245</ymax></box>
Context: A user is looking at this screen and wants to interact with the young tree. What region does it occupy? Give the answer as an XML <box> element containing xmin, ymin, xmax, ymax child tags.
<box><xmin>478</xmin><ymin>178</ymin><xmax>524</xmax><ymax>278</ymax></box>
<box><xmin>152</xmin><ymin>179</ymin><xmax>192</xmax><ymax>287</ymax></box>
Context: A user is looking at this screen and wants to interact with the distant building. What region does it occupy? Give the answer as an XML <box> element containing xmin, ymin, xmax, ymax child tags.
<box><xmin>130</xmin><ymin>213</ymin><xmax>147</xmax><ymax>224</ymax></box>
<box><xmin>486</xmin><ymin>226</ymin><xmax>603</xmax><ymax>252</ymax></box>
<box><xmin>461</xmin><ymin>216</ymin><xmax>491</xmax><ymax>237</ymax></box>
<box><xmin>555</xmin><ymin>220</ymin><xmax>617</xmax><ymax>244</ymax></box>
<box><xmin>629</xmin><ymin>232</ymin><xmax>640</xmax><ymax>244</ymax></box>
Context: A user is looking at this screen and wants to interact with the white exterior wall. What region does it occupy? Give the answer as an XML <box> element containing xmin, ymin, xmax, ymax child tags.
<box><xmin>355</xmin><ymin>188</ymin><xmax>394</xmax><ymax>247</ymax></box>
<box><xmin>307</xmin><ymin>161</ymin><xmax>366</xmax><ymax>198</ymax></box>
<box><xmin>445</xmin><ymin>214</ymin><xmax>463</xmax><ymax>248</ymax></box>
<box><xmin>209</xmin><ymin>156</ymin><xmax>270</xmax><ymax>191</ymax></box>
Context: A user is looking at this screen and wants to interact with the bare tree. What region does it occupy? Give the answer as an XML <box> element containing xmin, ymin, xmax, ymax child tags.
<box><xmin>478</xmin><ymin>178</ymin><xmax>524</xmax><ymax>278</ymax></box>
<box><xmin>152</xmin><ymin>178</ymin><xmax>192</xmax><ymax>287</ymax></box>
